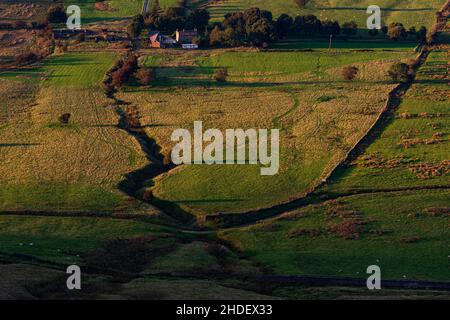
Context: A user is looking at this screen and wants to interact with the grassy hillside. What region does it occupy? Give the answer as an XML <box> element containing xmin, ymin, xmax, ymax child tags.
<box><xmin>0</xmin><ymin>53</ymin><xmax>150</xmax><ymax>212</ymax></box>
<box><xmin>127</xmin><ymin>47</ymin><xmax>416</xmax><ymax>215</ymax></box>
<box><xmin>207</xmin><ymin>0</ymin><xmax>444</xmax><ymax>28</ymax></box>
<box><xmin>219</xmin><ymin>44</ymin><xmax>449</xmax><ymax>282</ymax></box>
<box><xmin>220</xmin><ymin>189</ymin><xmax>449</xmax><ymax>280</ymax></box>
<box><xmin>321</xmin><ymin>49</ymin><xmax>449</xmax><ymax>193</ymax></box>
<box><xmin>64</xmin><ymin>0</ymin><xmax>177</xmax><ymax>22</ymax></box>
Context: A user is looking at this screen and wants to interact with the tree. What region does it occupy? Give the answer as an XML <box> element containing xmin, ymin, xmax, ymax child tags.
<box><xmin>127</xmin><ymin>21</ymin><xmax>142</xmax><ymax>38</ymax></box>
<box><xmin>136</xmin><ymin>67</ymin><xmax>156</xmax><ymax>85</ymax></box>
<box><xmin>387</xmin><ymin>23</ymin><xmax>407</xmax><ymax>41</ymax></box>
<box><xmin>342</xmin><ymin>21</ymin><xmax>358</xmax><ymax>36</ymax></box>
<box><xmin>368</xmin><ymin>29</ymin><xmax>379</xmax><ymax>37</ymax></box>
<box><xmin>387</xmin><ymin>62</ymin><xmax>409</xmax><ymax>83</ymax></box>
<box><xmin>342</xmin><ymin>66</ymin><xmax>359</xmax><ymax>80</ymax></box>
<box><xmin>322</xmin><ymin>20</ymin><xmax>340</xmax><ymax>36</ymax></box>
<box><xmin>417</xmin><ymin>26</ymin><xmax>427</xmax><ymax>41</ymax></box>
<box><xmin>215</xmin><ymin>67</ymin><xmax>228</xmax><ymax>82</ymax></box>
<box><xmin>46</xmin><ymin>5</ymin><xmax>67</xmax><ymax>23</ymax></box>
<box><xmin>187</xmin><ymin>8</ymin><xmax>210</xmax><ymax>30</ymax></box>
<box><xmin>15</xmin><ymin>51</ymin><xmax>39</xmax><ymax>65</ymax></box>
<box><xmin>58</xmin><ymin>113</ymin><xmax>71</xmax><ymax>125</ymax></box>
<box><xmin>209</xmin><ymin>25</ymin><xmax>223</xmax><ymax>46</ymax></box>
<box><xmin>276</xmin><ymin>14</ymin><xmax>293</xmax><ymax>38</ymax></box>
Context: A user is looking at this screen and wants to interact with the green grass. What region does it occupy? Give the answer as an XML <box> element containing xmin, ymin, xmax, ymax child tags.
<box><xmin>207</xmin><ymin>0</ymin><xmax>444</xmax><ymax>28</ymax></box>
<box><xmin>40</xmin><ymin>53</ymin><xmax>116</xmax><ymax>87</ymax></box>
<box><xmin>0</xmin><ymin>52</ymin><xmax>148</xmax><ymax>213</ymax></box>
<box><xmin>221</xmin><ymin>189</ymin><xmax>450</xmax><ymax>281</ymax></box>
<box><xmin>148</xmin><ymin>49</ymin><xmax>416</xmax><ymax>215</ymax></box>
<box><xmin>321</xmin><ymin>49</ymin><xmax>449</xmax><ymax>194</ymax></box>
<box><xmin>0</xmin><ymin>215</ymin><xmax>170</xmax><ymax>263</ymax></box>
<box><xmin>197</xmin><ymin>49</ymin><xmax>412</xmax><ymax>74</ymax></box>
<box><xmin>0</xmin><ymin>183</ymin><xmax>127</xmax><ymax>212</ymax></box>
<box><xmin>65</xmin><ymin>0</ymin><xmax>177</xmax><ymax>22</ymax></box>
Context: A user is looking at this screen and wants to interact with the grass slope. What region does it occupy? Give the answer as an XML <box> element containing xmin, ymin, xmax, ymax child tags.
<box><xmin>207</xmin><ymin>0</ymin><xmax>444</xmax><ymax>28</ymax></box>
<box><xmin>131</xmin><ymin>47</ymin><xmax>416</xmax><ymax>215</ymax></box>
<box><xmin>220</xmin><ymin>189</ymin><xmax>449</xmax><ymax>281</ymax></box>
<box><xmin>0</xmin><ymin>52</ymin><xmax>149</xmax><ymax>212</ymax></box>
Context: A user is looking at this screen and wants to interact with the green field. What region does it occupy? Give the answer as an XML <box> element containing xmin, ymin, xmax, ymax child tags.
<box><xmin>0</xmin><ymin>215</ymin><xmax>171</xmax><ymax>263</ymax></box>
<box><xmin>219</xmin><ymin>45</ymin><xmax>449</xmax><ymax>282</ymax></box>
<box><xmin>207</xmin><ymin>0</ymin><xmax>444</xmax><ymax>28</ymax></box>
<box><xmin>221</xmin><ymin>189</ymin><xmax>449</xmax><ymax>280</ymax></box>
<box><xmin>64</xmin><ymin>0</ymin><xmax>177</xmax><ymax>22</ymax></box>
<box><xmin>133</xmin><ymin>47</ymin><xmax>416</xmax><ymax>215</ymax></box>
<box><xmin>321</xmin><ymin>49</ymin><xmax>449</xmax><ymax>194</ymax></box>
<box><xmin>0</xmin><ymin>53</ymin><xmax>149</xmax><ymax>212</ymax></box>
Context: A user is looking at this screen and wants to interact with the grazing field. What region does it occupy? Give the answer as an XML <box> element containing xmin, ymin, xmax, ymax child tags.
<box><xmin>219</xmin><ymin>44</ymin><xmax>449</xmax><ymax>282</ymax></box>
<box><xmin>0</xmin><ymin>53</ymin><xmax>150</xmax><ymax>212</ymax></box>
<box><xmin>321</xmin><ymin>48</ymin><xmax>450</xmax><ymax>194</ymax></box>
<box><xmin>0</xmin><ymin>215</ymin><xmax>171</xmax><ymax>263</ymax></box>
<box><xmin>206</xmin><ymin>0</ymin><xmax>444</xmax><ymax>28</ymax></box>
<box><xmin>64</xmin><ymin>0</ymin><xmax>177</xmax><ymax>22</ymax></box>
<box><xmin>125</xmin><ymin>47</ymin><xmax>416</xmax><ymax>215</ymax></box>
<box><xmin>220</xmin><ymin>189</ymin><xmax>450</xmax><ymax>281</ymax></box>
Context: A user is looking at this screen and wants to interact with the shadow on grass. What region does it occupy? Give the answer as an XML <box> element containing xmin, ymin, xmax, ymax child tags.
<box><xmin>316</xmin><ymin>6</ymin><xmax>434</xmax><ymax>12</ymax></box>
<box><xmin>0</xmin><ymin>143</ymin><xmax>41</xmax><ymax>147</ymax></box>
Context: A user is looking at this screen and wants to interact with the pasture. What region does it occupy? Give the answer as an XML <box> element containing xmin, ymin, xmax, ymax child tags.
<box><xmin>220</xmin><ymin>189</ymin><xmax>450</xmax><ymax>280</ymax></box>
<box><xmin>321</xmin><ymin>48</ymin><xmax>449</xmax><ymax>194</ymax></box>
<box><xmin>64</xmin><ymin>0</ymin><xmax>178</xmax><ymax>22</ymax></box>
<box><xmin>127</xmin><ymin>47</ymin><xmax>417</xmax><ymax>215</ymax></box>
<box><xmin>206</xmin><ymin>0</ymin><xmax>444</xmax><ymax>28</ymax></box>
<box><xmin>0</xmin><ymin>53</ymin><xmax>150</xmax><ymax>212</ymax></box>
<box><xmin>218</xmin><ymin>44</ymin><xmax>449</xmax><ymax>283</ymax></box>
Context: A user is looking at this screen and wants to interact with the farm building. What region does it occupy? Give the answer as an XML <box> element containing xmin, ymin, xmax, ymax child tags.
<box><xmin>149</xmin><ymin>31</ymin><xmax>176</xmax><ymax>48</ymax></box>
<box><xmin>175</xmin><ymin>29</ymin><xmax>197</xmax><ymax>44</ymax></box>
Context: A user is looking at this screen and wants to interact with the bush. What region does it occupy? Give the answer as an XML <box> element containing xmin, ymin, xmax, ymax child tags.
<box><xmin>387</xmin><ymin>23</ymin><xmax>407</xmax><ymax>41</ymax></box>
<box><xmin>14</xmin><ymin>51</ymin><xmax>39</xmax><ymax>65</ymax></box>
<box><xmin>58</xmin><ymin>113</ymin><xmax>71</xmax><ymax>125</ymax></box>
<box><xmin>387</xmin><ymin>62</ymin><xmax>410</xmax><ymax>83</ymax></box>
<box><xmin>342</xmin><ymin>66</ymin><xmax>359</xmax><ymax>80</ymax></box>
<box><xmin>142</xmin><ymin>189</ymin><xmax>154</xmax><ymax>202</ymax></box>
<box><xmin>136</xmin><ymin>67</ymin><xmax>155</xmax><ymax>85</ymax></box>
<box><xmin>215</xmin><ymin>67</ymin><xmax>228</xmax><ymax>82</ymax></box>
<box><xmin>326</xmin><ymin>219</ymin><xmax>365</xmax><ymax>240</ymax></box>
<box><xmin>110</xmin><ymin>54</ymin><xmax>138</xmax><ymax>88</ymax></box>
<box><xmin>46</xmin><ymin>5</ymin><xmax>67</xmax><ymax>24</ymax></box>
<box><xmin>342</xmin><ymin>21</ymin><xmax>358</xmax><ymax>36</ymax></box>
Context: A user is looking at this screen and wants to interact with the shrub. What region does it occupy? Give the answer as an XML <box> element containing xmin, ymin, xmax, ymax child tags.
<box><xmin>368</xmin><ymin>29</ymin><xmax>378</xmax><ymax>37</ymax></box>
<box><xmin>342</xmin><ymin>66</ymin><xmax>359</xmax><ymax>80</ymax></box>
<box><xmin>46</xmin><ymin>5</ymin><xmax>67</xmax><ymax>24</ymax></box>
<box><xmin>326</xmin><ymin>219</ymin><xmax>366</xmax><ymax>240</ymax></box>
<box><xmin>14</xmin><ymin>51</ymin><xmax>39</xmax><ymax>65</ymax></box>
<box><xmin>142</xmin><ymin>189</ymin><xmax>154</xmax><ymax>202</ymax></box>
<box><xmin>215</xmin><ymin>67</ymin><xmax>228</xmax><ymax>82</ymax></box>
<box><xmin>387</xmin><ymin>23</ymin><xmax>407</xmax><ymax>41</ymax></box>
<box><xmin>342</xmin><ymin>21</ymin><xmax>358</xmax><ymax>36</ymax></box>
<box><xmin>136</xmin><ymin>67</ymin><xmax>155</xmax><ymax>85</ymax></box>
<box><xmin>58</xmin><ymin>113</ymin><xmax>71</xmax><ymax>125</ymax></box>
<box><xmin>387</xmin><ymin>62</ymin><xmax>410</xmax><ymax>83</ymax></box>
